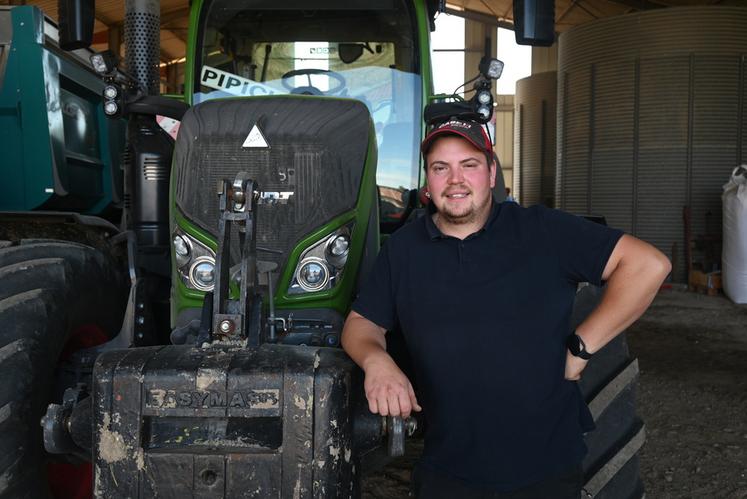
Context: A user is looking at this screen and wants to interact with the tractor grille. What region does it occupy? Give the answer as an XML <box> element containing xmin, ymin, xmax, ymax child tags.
<box><xmin>173</xmin><ymin>97</ymin><xmax>371</xmax><ymax>280</ymax></box>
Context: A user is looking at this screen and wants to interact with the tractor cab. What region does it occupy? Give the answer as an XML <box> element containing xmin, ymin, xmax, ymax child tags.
<box><xmin>188</xmin><ymin>0</ymin><xmax>427</xmax><ymax>228</ymax></box>
<box><xmin>169</xmin><ymin>0</ymin><xmax>435</xmax><ymax>343</ymax></box>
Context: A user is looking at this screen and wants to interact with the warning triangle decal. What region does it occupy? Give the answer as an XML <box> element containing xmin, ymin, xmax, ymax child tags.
<box><xmin>242</xmin><ymin>124</ymin><xmax>269</xmax><ymax>148</ymax></box>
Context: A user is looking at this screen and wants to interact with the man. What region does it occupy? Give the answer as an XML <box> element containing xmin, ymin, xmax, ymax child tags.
<box><xmin>341</xmin><ymin>119</ymin><xmax>671</xmax><ymax>498</ymax></box>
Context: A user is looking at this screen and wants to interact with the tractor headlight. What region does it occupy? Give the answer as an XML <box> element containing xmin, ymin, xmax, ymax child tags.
<box><xmin>476</xmin><ymin>89</ymin><xmax>492</xmax><ymax>105</ymax></box>
<box><xmin>189</xmin><ymin>257</ymin><xmax>216</xmax><ymax>291</ymax></box>
<box><xmin>296</xmin><ymin>258</ymin><xmax>330</xmax><ymax>292</ymax></box>
<box><xmin>103</xmin><ymin>85</ymin><xmax>119</xmax><ymax>100</ymax></box>
<box><xmin>325</xmin><ymin>234</ymin><xmax>350</xmax><ymax>268</ymax></box>
<box><xmin>173</xmin><ymin>235</ymin><xmax>190</xmax><ymax>266</ymax></box>
<box><xmin>173</xmin><ymin>228</ymin><xmax>216</xmax><ymax>292</ymax></box>
<box><xmin>104</xmin><ymin>101</ymin><xmax>119</xmax><ymax>116</ymax></box>
<box><xmin>288</xmin><ymin>224</ymin><xmax>353</xmax><ymax>295</ymax></box>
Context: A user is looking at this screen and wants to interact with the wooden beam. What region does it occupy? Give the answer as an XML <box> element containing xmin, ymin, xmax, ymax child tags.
<box><xmin>160</xmin><ymin>7</ymin><xmax>190</xmax><ymax>27</ymax></box>
<box><xmin>444</xmin><ymin>7</ymin><xmax>515</xmax><ymax>30</ymax></box>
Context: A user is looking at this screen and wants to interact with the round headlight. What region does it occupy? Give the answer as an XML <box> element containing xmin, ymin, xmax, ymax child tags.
<box><xmin>189</xmin><ymin>257</ymin><xmax>215</xmax><ymax>291</ymax></box>
<box><xmin>476</xmin><ymin>105</ymin><xmax>491</xmax><ymax>119</ymax></box>
<box><xmin>296</xmin><ymin>258</ymin><xmax>329</xmax><ymax>292</ymax></box>
<box><xmin>104</xmin><ymin>101</ymin><xmax>119</xmax><ymax>116</ymax></box>
<box><xmin>103</xmin><ymin>85</ymin><xmax>119</xmax><ymax>100</ymax></box>
<box><xmin>477</xmin><ymin>90</ymin><xmax>491</xmax><ymax>105</ymax></box>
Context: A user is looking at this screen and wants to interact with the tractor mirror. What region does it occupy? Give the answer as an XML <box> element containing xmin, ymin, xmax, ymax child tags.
<box><xmin>58</xmin><ymin>0</ymin><xmax>95</xmax><ymax>51</ymax></box>
<box><xmin>338</xmin><ymin>44</ymin><xmax>364</xmax><ymax>64</ymax></box>
<box><xmin>513</xmin><ymin>0</ymin><xmax>555</xmax><ymax>47</ymax></box>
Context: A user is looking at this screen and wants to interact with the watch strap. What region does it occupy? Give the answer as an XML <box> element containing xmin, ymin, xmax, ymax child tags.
<box><xmin>567</xmin><ymin>332</ymin><xmax>593</xmax><ymax>360</ymax></box>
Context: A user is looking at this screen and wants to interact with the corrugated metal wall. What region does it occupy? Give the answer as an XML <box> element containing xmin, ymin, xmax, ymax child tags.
<box><xmin>494</xmin><ymin>95</ymin><xmax>515</xmax><ymax>192</ymax></box>
<box><xmin>515</xmin><ymin>71</ymin><xmax>557</xmax><ymax>207</ymax></box>
<box><xmin>557</xmin><ymin>6</ymin><xmax>747</xmax><ymax>282</ymax></box>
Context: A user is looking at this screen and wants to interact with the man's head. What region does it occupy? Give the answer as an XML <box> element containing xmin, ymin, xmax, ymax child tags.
<box><xmin>421</xmin><ymin>119</ymin><xmax>496</xmax><ymax>228</ymax></box>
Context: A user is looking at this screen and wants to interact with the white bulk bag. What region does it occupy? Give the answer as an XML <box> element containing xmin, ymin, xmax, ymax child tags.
<box><xmin>722</xmin><ymin>165</ymin><xmax>747</xmax><ymax>304</ymax></box>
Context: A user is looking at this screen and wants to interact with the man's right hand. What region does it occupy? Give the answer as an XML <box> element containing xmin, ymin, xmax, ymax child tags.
<box><xmin>341</xmin><ymin>311</ymin><xmax>422</xmax><ymax>419</ymax></box>
<box><xmin>363</xmin><ymin>354</ymin><xmax>421</xmax><ymax>418</ymax></box>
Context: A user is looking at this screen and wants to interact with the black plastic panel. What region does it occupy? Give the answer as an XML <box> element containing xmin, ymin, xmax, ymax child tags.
<box><xmin>173</xmin><ymin>97</ymin><xmax>371</xmax><ymax>273</ymax></box>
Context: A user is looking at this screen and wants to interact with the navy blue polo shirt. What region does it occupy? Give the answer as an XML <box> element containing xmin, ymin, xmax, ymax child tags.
<box><xmin>352</xmin><ymin>200</ymin><xmax>624</xmax><ymax>492</ymax></box>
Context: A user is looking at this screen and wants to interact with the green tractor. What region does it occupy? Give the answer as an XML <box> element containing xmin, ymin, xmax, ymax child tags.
<box><xmin>0</xmin><ymin>0</ymin><xmax>644</xmax><ymax>497</ymax></box>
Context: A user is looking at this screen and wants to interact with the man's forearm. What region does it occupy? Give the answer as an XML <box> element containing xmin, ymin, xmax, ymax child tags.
<box><xmin>341</xmin><ymin>313</ymin><xmax>392</xmax><ymax>370</ymax></box>
<box><xmin>577</xmin><ymin>244</ymin><xmax>671</xmax><ymax>353</ymax></box>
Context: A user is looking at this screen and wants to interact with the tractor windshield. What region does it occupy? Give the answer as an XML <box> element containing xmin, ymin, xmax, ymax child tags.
<box><xmin>194</xmin><ymin>0</ymin><xmax>422</xmax><ymax>227</ymax></box>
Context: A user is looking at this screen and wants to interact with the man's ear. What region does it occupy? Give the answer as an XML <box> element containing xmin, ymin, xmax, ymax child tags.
<box><xmin>489</xmin><ymin>152</ymin><xmax>500</xmax><ymax>188</ymax></box>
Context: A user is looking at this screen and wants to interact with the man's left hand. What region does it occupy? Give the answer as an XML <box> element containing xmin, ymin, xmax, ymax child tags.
<box><xmin>564</xmin><ymin>350</ymin><xmax>588</xmax><ymax>381</ymax></box>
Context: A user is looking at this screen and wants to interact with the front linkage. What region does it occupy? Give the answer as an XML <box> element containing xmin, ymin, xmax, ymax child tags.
<box><xmin>42</xmin><ymin>172</ymin><xmax>416</xmax><ymax>498</ymax></box>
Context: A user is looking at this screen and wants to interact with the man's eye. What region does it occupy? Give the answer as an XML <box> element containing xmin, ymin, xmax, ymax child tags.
<box><xmin>464</xmin><ymin>163</ymin><xmax>478</xmax><ymax>168</ymax></box>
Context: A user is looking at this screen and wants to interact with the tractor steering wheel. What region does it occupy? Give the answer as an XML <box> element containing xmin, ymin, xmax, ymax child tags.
<box><xmin>280</xmin><ymin>68</ymin><xmax>346</xmax><ymax>96</ymax></box>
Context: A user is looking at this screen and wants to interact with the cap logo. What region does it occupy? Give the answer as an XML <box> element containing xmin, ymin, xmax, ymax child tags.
<box><xmin>438</xmin><ymin>120</ymin><xmax>472</xmax><ymax>130</ymax></box>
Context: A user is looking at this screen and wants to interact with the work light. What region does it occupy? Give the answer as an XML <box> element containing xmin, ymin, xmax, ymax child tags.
<box><xmin>103</xmin><ymin>101</ymin><xmax>119</xmax><ymax>116</ymax></box>
<box><xmin>479</xmin><ymin>56</ymin><xmax>504</xmax><ymax>80</ymax></box>
<box><xmin>90</xmin><ymin>50</ymin><xmax>118</xmax><ymax>75</ymax></box>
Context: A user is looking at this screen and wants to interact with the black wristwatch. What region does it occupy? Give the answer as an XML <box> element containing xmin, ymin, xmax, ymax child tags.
<box><xmin>566</xmin><ymin>332</ymin><xmax>593</xmax><ymax>360</ymax></box>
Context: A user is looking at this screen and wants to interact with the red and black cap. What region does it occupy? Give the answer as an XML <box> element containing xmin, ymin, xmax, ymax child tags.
<box><xmin>421</xmin><ymin>119</ymin><xmax>493</xmax><ymax>159</ymax></box>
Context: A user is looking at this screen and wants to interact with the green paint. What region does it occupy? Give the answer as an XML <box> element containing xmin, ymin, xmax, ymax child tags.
<box><xmin>184</xmin><ymin>0</ymin><xmax>204</xmax><ymax>106</ymax></box>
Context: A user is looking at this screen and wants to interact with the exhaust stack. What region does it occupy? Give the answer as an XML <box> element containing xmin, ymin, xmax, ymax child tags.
<box><xmin>124</xmin><ymin>0</ymin><xmax>160</xmax><ymax>95</ymax></box>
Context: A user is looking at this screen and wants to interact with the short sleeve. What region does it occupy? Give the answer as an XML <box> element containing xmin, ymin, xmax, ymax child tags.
<box><xmin>539</xmin><ymin>206</ymin><xmax>624</xmax><ymax>286</ymax></box>
<box><xmin>351</xmin><ymin>240</ymin><xmax>397</xmax><ymax>331</ymax></box>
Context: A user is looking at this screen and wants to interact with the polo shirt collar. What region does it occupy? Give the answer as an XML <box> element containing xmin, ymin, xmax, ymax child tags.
<box><xmin>425</xmin><ymin>196</ymin><xmax>502</xmax><ymax>240</ymax></box>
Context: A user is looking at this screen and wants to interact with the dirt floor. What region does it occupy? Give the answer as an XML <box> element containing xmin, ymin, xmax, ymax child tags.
<box><xmin>361</xmin><ymin>288</ymin><xmax>747</xmax><ymax>498</ymax></box>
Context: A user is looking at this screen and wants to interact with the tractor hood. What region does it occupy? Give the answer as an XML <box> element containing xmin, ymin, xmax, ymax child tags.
<box><xmin>173</xmin><ymin>96</ymin><xmax>372</xmax><ymax>273</ymax></box>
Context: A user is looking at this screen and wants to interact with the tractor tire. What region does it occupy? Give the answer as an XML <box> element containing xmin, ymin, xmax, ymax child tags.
<box><xmin>0</xmin><ymin>240</ymin><xmax>127</xmax><ymax>499</ymax></box>
<box><xmin>572</xmin><ymin>284</ymin><xmax>645</xmax><ymax>499</ymax></box>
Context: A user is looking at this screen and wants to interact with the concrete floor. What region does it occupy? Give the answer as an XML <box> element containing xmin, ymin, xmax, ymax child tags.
<box><xmin>627</xmin><ymin>289</ymin><xmax>747</xmax><ymax>498</ymax></box>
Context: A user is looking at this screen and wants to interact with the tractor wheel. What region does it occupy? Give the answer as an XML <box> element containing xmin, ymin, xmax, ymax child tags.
<box><xmin>572</xmin><ymin>284</ymin><xmax>645</xmax><ymax>499</ymax></box>
<box><xmin>0</xmin><ymin>240</ymin><xmax>127</xmax><ymax>499</ymax></box>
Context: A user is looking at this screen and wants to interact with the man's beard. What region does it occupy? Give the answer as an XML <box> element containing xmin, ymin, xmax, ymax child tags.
<box><xmin>438</xmin><ymin>194</ymin><xmax>491</xmax><ymax>225</ymax></box>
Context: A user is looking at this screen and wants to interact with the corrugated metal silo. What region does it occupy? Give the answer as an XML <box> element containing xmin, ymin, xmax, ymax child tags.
<box><xmin>557</xmin><ymin>6</ymin><xmax>747</xmax><ymax>281</ymax></box>
<box><xmin>515</xmin><ymin>71</ymin><xmax>557</xmax><ymax>207</ymax></box>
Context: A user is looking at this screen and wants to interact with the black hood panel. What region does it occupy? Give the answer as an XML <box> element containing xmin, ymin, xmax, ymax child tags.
<box><xmin>174</xmin><ymin>97</ymin><xmax>372</xmax><ymax>271</ymax></box>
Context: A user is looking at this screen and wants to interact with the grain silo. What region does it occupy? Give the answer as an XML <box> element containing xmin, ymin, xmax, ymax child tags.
<box><xmin>556</xmin><ymin>6</ymin><xmax>747</xmax><ymax>281</ymax></box>
<box><xmin>515</xmin><ymin>71</ymin><xmax>557</xmax><ymax>207</ymax></box>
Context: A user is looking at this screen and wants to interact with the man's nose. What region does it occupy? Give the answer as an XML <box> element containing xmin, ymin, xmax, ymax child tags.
<box><xmin>447</xmin><ymin>167</ymin><xmax>464</xmax><ymax>183</ymax></box>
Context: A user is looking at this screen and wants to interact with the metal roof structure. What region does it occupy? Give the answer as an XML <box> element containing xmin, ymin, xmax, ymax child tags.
<box><xmin>10</xmin><ymin>0</ymin><xmax>747</xmax><ymax>64</ymax></box>
<box><xmin>445</xmin><ymin>0</ymin><xmax>746</xmax><ymax>33</ymax></box>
